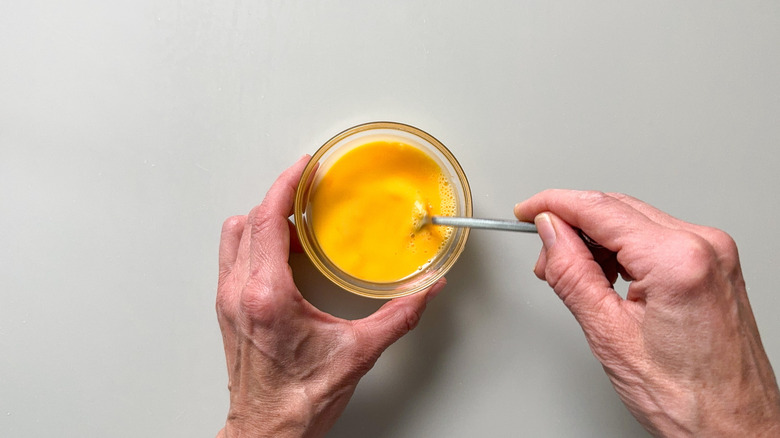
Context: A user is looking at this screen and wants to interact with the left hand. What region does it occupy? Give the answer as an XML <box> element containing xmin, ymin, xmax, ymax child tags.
<box><xmin>216</xmin><ymin>155</ymin><xmax>446</xmax><ymax>438</ymax></box>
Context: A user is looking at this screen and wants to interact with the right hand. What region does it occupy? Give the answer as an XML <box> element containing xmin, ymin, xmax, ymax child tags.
<box><xmin>514</xmin><ymin>190</ymin><xmax>780</xmax><ymax>437</ymax></box>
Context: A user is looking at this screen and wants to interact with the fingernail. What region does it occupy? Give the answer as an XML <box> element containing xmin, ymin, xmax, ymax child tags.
<box><xmin>535</xmin><ymin>213</ymin><xmax>556</xmax><ymax>249</ymax></box>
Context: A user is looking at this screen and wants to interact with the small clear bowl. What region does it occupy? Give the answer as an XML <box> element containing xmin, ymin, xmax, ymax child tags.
<box><xmin>294</xmin><ymin>121</ymin><xmax>472</xmax><ymax>299</ymax></box>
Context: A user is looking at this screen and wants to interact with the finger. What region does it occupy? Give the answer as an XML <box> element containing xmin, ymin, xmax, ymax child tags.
<box><xmin>219</xmin><ymin>215</ymin><xmax>247</xmax><ymax>281</ymax></box>
<box><xmin>424</xmin><ymin>277</ymin><xmax>446</xmax><ymax>303</ymax></box>
<box><xmin>605</xmin><ymin>193</ymin><xmax>740</xmax><ymax>269</ymax></box>
<box><xmin>354</xmin><ymin>279</ymin><xmax>446</xmax><ymax>357</ymax></box>
<box><xmin>534</xmin><ymin>228</ymin><xmax>620</xmax><ymax>285</ymax></box>
<box><xmin>246</xmin><ymin>155</ymin><xmax>310</xmax><ymax>272</ymax></box>
<box><xmin>533</xmin><ymin>246</ymin><xmax>547</xmax><ymax>280</ymax></box>
<box><xmin>606</xmin><ymin>193</ymin><xmax>686</xmax><ymax>230</ymax></box>
<box><xmin>617</xmin><ymin>260</ymin><xmax>634</xmax><ymax>282</ymax></box>
<box><xmin>535</xmin><ymin>213</ymin><xmax>625</xmax><ymax>333</ymax></box>
<box><xmin>217</xmin><ymin>216</ymin><xmax>246</xmax><ymax>324</ymax></box>
<box><xmin>515</xmin><ymin>190</ymin><xmax>670</xmax><ymax>283</ymax></box>
<box><xmin>515</xmin><ymin>190</ymin><xmax>661</xmax><ymax>252</ymax></box>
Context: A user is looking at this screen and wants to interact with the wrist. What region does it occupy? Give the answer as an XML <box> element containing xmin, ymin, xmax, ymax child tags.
<box><xmin>700</xmin><ymin>399</ymin><xmax>780</xmax><ymax>438</ymax></box>
<box><xmin>222</xmin><ymin>387</ymin><xmax>315</xmax><ymax>438</ymax></box>
<box><xmin>697</xmin><ymin>372</ymin><xmax>780</xmax><ymax>437</ymax></box>
<box><xmin>220</xmin><ymin>381</ymin><xmax>357</xmax><ymax>438</ymax></box>
<box><xmin>643</xmin><ymin>381</ymin><xmax>780</xmax><ymax>438</ymax></box>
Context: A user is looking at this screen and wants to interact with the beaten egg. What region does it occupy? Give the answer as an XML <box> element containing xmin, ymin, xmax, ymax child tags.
<box><xmin>310</xmin><ymin>140</ymin><xmax>455</xmax><ymax>282</ymax></box>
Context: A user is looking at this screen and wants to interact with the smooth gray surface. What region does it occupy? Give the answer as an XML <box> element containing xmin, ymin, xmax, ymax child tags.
<box><xmin>2</xmin><ymin>1</ymin><xmax>779</xmax><ymax>437</ymax></box>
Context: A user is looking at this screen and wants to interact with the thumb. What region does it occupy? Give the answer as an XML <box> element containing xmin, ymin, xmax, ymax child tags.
<box><xmin>353</xmin><ymin>279</ymin><xmax>446</xmax><ymax>357</ymax></box>
<box><xmin>535</xmin><ymin>213</ymin><xmax>623</xmax><ymax>332</ymax></box>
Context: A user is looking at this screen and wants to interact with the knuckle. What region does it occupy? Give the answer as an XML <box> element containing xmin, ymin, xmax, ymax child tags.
<box><xmin>666</xmin><ymin>231</ymin><xmax>719</xmax><ymax>293</ymax></box>
<box><xmin>702</xmin><ymin>226</ymin><xmax>740</xmax><ymax>269</ymax></box>
<box><xmin>578</xmin><ymin>190</ymin><xmax>612</xmax><ymax>209</ymax></box>
<box><xmin>400</xmin><ymin>306</ymin><xmax>423</xmax><ymax>333</ymax></box>
<box><xmin>604</xmin><ymin>192</ymin><xmax>631</xmax><ymax>202</ymax></box>
<box><xmin>248</xmin><ymin>205</ymin><xmax>284</xmax><ymax>238</ymax></box>
<box><xmin>238</xmin><ymin>270</ymin><xmax>284</xmax><ymax>321</ymax></box>
<box><xmin>538</xmin><ymin>188</ymin><xmax>561</xmax><ymax>198</ymax></box>
<box><xmin>221</xmin><ymin>215</ymin><xmax>245</xmax><ymax>233</ymax></box>
<box><xmin>545</xmin><ymin>256</ymin><xmax>588</xmax><ymax>303</ymax></box>
<box><xmin>215</xmin><ymin>286</ymin><xmax>237</xmax><ymax>320</ymax></box>
<box><xmin>248</xmin><ymin>204</ymin><xmax>271</xmax><ymax>227</ymax></box>
<box><xmin>216</xmin><ymin>281</ymin><xmax>230</xmax><ymax>305</ymax></box>
<box><xmin>580</xmin><ymin>189</ymin><xmax>608</xmax><ymax>200</ymax></box>
<box><xmin>709</xmin><ymin>228</ymin><xmax>737</xmax><ymax>252</ymax></box>
<box><xmin>238</xmin><ymin>287</ymin><xmax>276</xmax><ymax>325</ymax></box>
<box><xmin>215</xmin><ymin>290</ymin><xmax>229</xmax><ymax>312</ymax></box>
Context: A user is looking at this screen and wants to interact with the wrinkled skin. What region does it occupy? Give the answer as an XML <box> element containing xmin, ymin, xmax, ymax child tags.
<box><xmin>216</xmin><ymin>156</ymin><xmax>445</xmax><ymax>438</ymax></box>
<box><xmin>515</xmin><ymin>190</ymin><xmax>780</xmax><ymax>437</ymax></box>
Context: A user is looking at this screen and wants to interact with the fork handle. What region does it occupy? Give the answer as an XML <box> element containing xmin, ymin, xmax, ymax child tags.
<box><xmin>430</xmin><ymin>216</ymin><xmax>538</xmax><ymax>233</ymax></box>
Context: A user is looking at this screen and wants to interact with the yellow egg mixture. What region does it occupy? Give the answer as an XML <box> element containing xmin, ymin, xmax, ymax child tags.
<box><xmin>310</xmin><ymin>140</ymin><xmax>455</xmax><ymax>282</ymax></box>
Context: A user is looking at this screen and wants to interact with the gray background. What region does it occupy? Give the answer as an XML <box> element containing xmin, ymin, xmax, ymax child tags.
<box><xmin>2</xmin><ymin>1</ymin><xmax>779</xmax><ymax>437</ymax></box>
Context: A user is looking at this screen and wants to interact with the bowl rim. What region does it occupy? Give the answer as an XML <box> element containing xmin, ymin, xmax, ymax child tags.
<box><xmin>293</xmin><ymin>121</ymin><xmax>472</xmax><ymax>299</ymax></box>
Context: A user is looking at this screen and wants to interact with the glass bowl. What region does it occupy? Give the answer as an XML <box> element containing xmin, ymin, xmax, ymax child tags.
<box><xmin>294</xmin><ymin>121</ymin><xmax>472</xmax><ymax>299</ymax></box>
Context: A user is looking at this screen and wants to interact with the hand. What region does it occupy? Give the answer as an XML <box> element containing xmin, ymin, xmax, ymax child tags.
<box><xmin>514</xmin><ymin>190</ymin><xmax>780</xmax><ymax>437</ymax></box>
<box><xmin>216</xmin><ymin>156</ymin><xmax>445</xmax><ymax>438</ymax></box>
